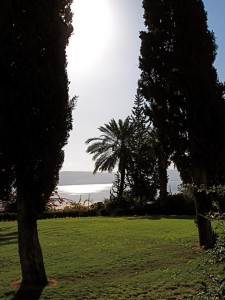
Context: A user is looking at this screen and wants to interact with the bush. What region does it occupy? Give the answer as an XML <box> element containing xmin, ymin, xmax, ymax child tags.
<box><xmin>0</xmin><ymin>212</ymin><xmax>17</xmax><ymax>221</ymax></box>
<box><xmin>98</xmin><ymin>208</ymin><xmax>109</xmax><ymax>216</ymax></box>
<box><xmin>161</xmin><ymin>193</ymin><xmax>195</xmax><ymax>215</ymax></box>
<box><xmin>0</xmin><ymin>206</ymin><xmax>98</xmax><ymax>222</ymax></box>
<box><xmin>186</xmin><ymin>215</ymin><xmax>225</xmax><ymax>299</ymax></box>
<box><xmin>41</xmin><ymin>206</ymin><xmax>97</xmax><ymax>219</ymax></box>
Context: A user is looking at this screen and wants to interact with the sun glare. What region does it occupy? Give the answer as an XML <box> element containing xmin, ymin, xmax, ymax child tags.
<box><xmin>67</xmin><ymin>0</ymin><xmax>113</xmax><ymax>72</ymax></box>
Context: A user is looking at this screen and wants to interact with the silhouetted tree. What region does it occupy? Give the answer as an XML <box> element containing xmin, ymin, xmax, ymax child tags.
<box><xmin>127</xmin><ymin>90</ymin><xmax>158</xmax><ymax>203</ymax></box>
<box><xmin>139</xmin><ymin>0</ymin><xmax>225</xmax><ymax>248</ymax></box>
<box><xmin>150</xmin><ymin>128</ymin><xmax>170</xmax><ymax>205</ymax></box>
<box><xmin>86</xmin><ymin>118</ymin><xmax>133</xmax><ymax>200</ymax></box>
<box><xmin>0</xmin><ymin>0</ymin><xmax>74</xmax><ymax>286</ymax></box>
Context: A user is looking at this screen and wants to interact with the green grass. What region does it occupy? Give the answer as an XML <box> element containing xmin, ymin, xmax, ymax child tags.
<box><xmin>0</xmin><ymin>217</ymin><xmax>207</xmax><ymax>299</ymax></box>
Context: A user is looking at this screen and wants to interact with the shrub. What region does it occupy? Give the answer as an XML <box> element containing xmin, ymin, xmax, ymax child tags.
<box><xmin>186</xmin><ymin>215</ymin><xmax>225</xmax><ymax>299</ymax></box>
<box><xmin>0</xmin><ymin>212</ymin><xmax>17</xmax><ymax>221</ymax></box>
<box><xmin>162</xmin><ymin>193</ymin><xmax>195</xmax><ymax>215</ymax></box>
<box><xmin>0</xmin><ymin>205</ymin><xmax>98</xmax><ymax>221</ymax></box>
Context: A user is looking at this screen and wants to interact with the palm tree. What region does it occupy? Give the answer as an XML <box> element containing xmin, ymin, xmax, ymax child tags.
<box><xmin>85</xmin><ymin>118</ymin><xmax>132</xmax><ymax>199</ymax></box>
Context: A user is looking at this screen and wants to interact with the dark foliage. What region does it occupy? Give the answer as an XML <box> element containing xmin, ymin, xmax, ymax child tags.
<box><xmin>139</xmin><ymin>0</ymin><xmax>225</xmax><ymax>184</ymax></box>
<box><xmin>86</xmin><ymin>118</ymin><xmax>133</xmax><ymax>199</ymax></box>
<box><xmin>186</xmin><ymin>215</ymin><xmax>225</xmax><ymax>299</ymax></box>
<box><xmin>139</xmin><ymin>0</ymin><xmax>225</xmax><ymax>248</ymax></box>
<box><xmin>0</xmin><ymin>208</ymin><xmax>97</xmax><ymax>222</ymax></box>
<box><xmin>0</xmin><ymin>0</ymin><xmax>74</xmax><ymax>215</ymax></box>
<box><xmin>126</xmin><ymin>90</ymin><xmax>158</xmax><ymax>202</ymax></box>
<box><xmin>162</xmin><ymin>194</ymin><xmax>195</xmax><ymax>215</ymax></box>
<box><xmin>0</xmin><ymin>0</ymin><xmax>74</xmax><ymax>286</ymax></box>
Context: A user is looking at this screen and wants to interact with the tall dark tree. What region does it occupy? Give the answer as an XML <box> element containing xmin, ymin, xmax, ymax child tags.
<box><xmin>127</xmin><ymin>89</ymin><xmax>158</xmax><ymax>202</ymax></box>
<box><xmin>86</xmin><ymin>118</ymin><xmax>133</xmax><ymax>200</ymax></box>
<box><xmin>150</xmin><ymin>128</ymin><xmax>170</xmax><ymax>205</ymax></box>
<box><xmin>0</xmin><ymin>1</ymin><xmax>74</xmax><ymax>286</ymax></box>
<box><xmin>139</xmin><ymin>0</ymin><xmax>225</xmax><ymax>248</ymax></box>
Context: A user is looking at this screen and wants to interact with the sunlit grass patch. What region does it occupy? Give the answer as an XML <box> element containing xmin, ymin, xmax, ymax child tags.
<box><xmin>0</xmin><ymin>217</ymin><xmax>208</xmax><ymax>299</ymax></box>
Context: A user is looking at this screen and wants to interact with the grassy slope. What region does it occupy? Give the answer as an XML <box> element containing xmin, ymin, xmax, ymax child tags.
<box><xmin>0</xmin><ymin>217</ymin><xmax>206</xmax><ymax>299</ymax></box>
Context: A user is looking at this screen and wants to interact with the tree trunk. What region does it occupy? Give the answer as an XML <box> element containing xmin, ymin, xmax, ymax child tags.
<box><xmin>193</xmin><ymin>167</ymin><xmax>215</xmax><ymax>249</ymax></box>
<box><xmin>17</xmin><ymin>196</ymin><xmax>48</xmax><ymax>287</ymax></box>
<box><xmin>157</xmin><ymin>151</ymin><xmax>168</xmax><ymax>208</ymax></box>
<box><xmin>118</xmin><ymin>163</ymin><xmax>126</xmax><ymax>200</ymax></box>
<box><xmin>158</xmin><ymin>163</ymin><xmax>168</xmax><ymax>201</ymax></box>
<box><xmin>194</xmin><ymin>196</ymin><xmax>215</xmax><ymax>249</ymax></box>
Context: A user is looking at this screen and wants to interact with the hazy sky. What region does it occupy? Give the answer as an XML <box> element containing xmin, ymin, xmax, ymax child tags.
<box><xmin>63</xmin><ymin>0</ymin><xmax>225</xmax><ymax>172</ymax></box>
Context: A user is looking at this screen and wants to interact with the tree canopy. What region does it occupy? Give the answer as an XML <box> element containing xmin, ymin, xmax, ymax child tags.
<box><xmin>86</xmin><ymin>118</ymin><xmax>133</xmax><ymax>199</ymax></box>
<box><xmin>126</xmin><ymin>90</ymin><xmax>158</xmax><ymax>202</ymax></box>
<box><xmin>139</xmin><ymin>0</ymin><xmax>225</xmax><ymax>183</ymax></box>
<box><xmin>0</xmin><ymin>0</ymin><xmax>74</xmax><ymax>287</ymax></box>
<box><xmin>139</xmin><ymin>0</ymin><xmax>225</xmax><ymax>248</ymax></box>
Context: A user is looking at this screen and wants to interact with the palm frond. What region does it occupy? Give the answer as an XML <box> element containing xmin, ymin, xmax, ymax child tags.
<box><xmin>85</xmin><ymin>117</ymin><xmax>131</xmax><ymax>174</ymax></box>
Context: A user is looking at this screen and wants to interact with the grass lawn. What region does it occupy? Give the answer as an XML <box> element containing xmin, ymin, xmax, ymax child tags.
<box><xmin>0</xmin><ymin>216</ymin><xmax>208</xmax><ymax>299</ymax></box>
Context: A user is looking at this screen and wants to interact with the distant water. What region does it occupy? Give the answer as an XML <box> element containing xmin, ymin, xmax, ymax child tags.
<box><xmin>57</xmin><ymin>170</ymin><xmax>182</xmax><ymax>204</ymax></box>
<box><xmin>167</xmin><ymin>168</ymin><xmax>182</xmax><ymax>194</ymax></box>
<box><xmin>58</xmin><ymin>172</ymin><xmax>115</xmax><ymax>203</ymax></box>
<box><xmin>57</xmin><ymin>183</ymin><xmax>112</xmax><ymax>203</ymax></box>
<box><xmin>59</xmin><ymin>171</ymin><xmax>115</xmax><ymax>185</ymax></box>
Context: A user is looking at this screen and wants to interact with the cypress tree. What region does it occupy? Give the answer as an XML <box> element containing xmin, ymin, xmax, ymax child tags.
<box><xmin>0</xmin><ymin>0</ymin><xmax>74</xmax><ymax>286</ymax></box>
<box><xmin>139</xmin><ymin>0</ymin><xmax>225</xmax><ymax>248</ymax></box>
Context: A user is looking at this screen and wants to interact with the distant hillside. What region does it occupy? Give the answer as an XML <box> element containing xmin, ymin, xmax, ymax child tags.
<box><xmin>59</xmin><ymin>171</ymin><xmax>115</xmax><ymax>185</ymax></box>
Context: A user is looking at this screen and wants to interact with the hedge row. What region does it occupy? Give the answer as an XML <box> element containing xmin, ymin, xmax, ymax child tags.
<box><xmin>0</xmin><ymin>212</ymin><xmax>17</xmax><ymax>221</ymax></box>
<box><xmin>0</xmin><ymin>209</ymin><xmax>98</xmax><ymax>222</ymax></box>
<box><xmin>0</xmin><ymin>194</ymin><xmax>195</xmax><ymax>222</ymax></box>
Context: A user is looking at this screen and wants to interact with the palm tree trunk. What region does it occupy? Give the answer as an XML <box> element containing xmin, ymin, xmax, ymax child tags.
<box><xmin>118</xmin><ymin>162</ymin><xmax>126</xmax><ymax>200</ymax></box>
<box><xmin>17</xmin><ymin>193</ymin><xmax>48</xmax><ymax>287</ymax></box>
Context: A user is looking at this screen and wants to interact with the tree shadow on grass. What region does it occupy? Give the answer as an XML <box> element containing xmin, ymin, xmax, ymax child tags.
<box><xmin>12</xmin><ymin>284</ymin><xmax>45</xmax><ymax>300</ymax></box>
<box><xmin>125</xmin><ymin>215</ymin><xmax>162</xmax><ymax>220</ymax></box>
<box><xmin>11</xmin><ymin>279</ymin><xmax>56</xmax><ymax>300</ymax></box>
<box><xmin>125</xmin><ymin>215</ymin><xmax>194</xmax><ymax>221</ymax></box>
<box><xmin>0</xmin><ymin>231</ymin><xmax>18</xmax><ymax>246</ymax></box>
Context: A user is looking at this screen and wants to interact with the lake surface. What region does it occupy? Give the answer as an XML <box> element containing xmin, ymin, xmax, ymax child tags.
<box><xmin>57</xmin><ymin>183</ymin><xmax>112</xmax><ymax>203</ymax></box>
<box><xmin>57</xmin><ymin>170</ymin><xmax>182</xmax><ymax>204</ymax></box>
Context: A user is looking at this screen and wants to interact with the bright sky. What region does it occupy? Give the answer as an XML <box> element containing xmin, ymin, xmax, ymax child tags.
<box><xmin>62</xmin><ymin>0</ymin><xmax>225</xmax><ymax>172</ymax></box>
